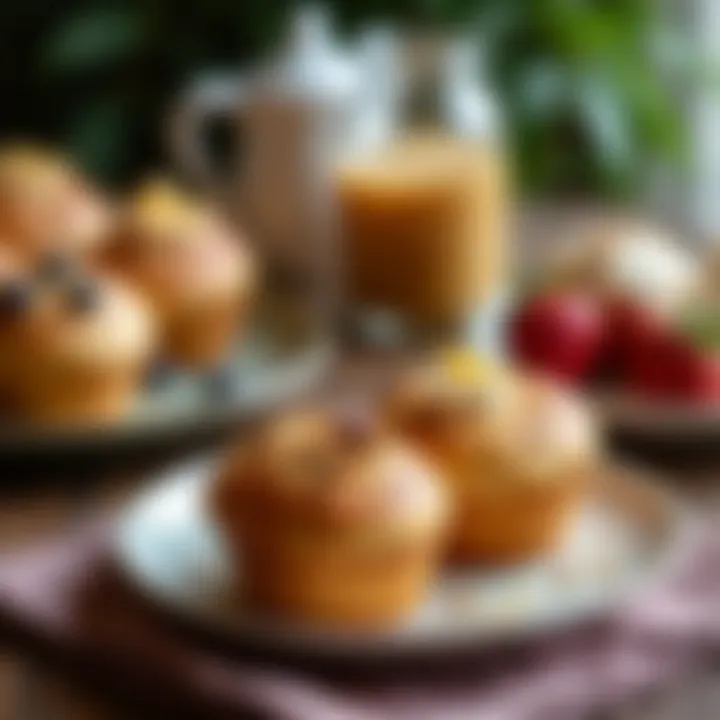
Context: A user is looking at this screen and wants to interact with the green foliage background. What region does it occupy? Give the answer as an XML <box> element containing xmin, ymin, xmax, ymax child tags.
<box><xmin>0</xmin><ymin>0</ymin><xmax>687</xmax><ymax>196</ymax></box>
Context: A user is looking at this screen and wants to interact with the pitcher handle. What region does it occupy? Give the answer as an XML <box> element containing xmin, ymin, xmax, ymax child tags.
<box><xmin>168</xmin><ymin>73</ymin><xmax>245</xmax><ymax>192</ymax></box>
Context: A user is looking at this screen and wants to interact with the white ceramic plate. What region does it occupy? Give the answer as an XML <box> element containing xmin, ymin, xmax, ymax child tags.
<box><xmin>115</xmin><ymin>458</ymin><xmax>691</xmax><ymax>658</ymax></box>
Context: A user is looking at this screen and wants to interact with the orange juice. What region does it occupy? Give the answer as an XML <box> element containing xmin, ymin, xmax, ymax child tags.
<box><xmin>338</xmin><ymin>134</ymin><xmax>508</xmax><ymax>328</ymax></box>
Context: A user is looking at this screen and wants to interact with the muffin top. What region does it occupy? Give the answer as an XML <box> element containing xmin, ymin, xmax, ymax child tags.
<box><xmin>0</xmin><ymin>257</ymin><xmax>156</xmax><ymax>370</ymax></box>
<box><xmin>387</xmin><ymin>349</ymin><xmax>515</xmax><ymax>451</ymax></box>
<box><xmin>105</xmin><ymin>179</ymin><xmax>254</xmax><ymax>312</ymax></box>
<box><xmin>474</xmin><ymin>376</ymin><xmax>597</xmax><ymax>482</ymax></box>
<box><xmin>0</xmin><ymin>144</ymin><xmax>113</xmax><ymax>261</ymax></box>
<box><xmin>214</xmin><ymin>405</ymin><xmax>448</xmax><ymax>543</ymax></box>
<box><xmin>389</xmin><ymin>350</ymin><xmax>597</xmax><ymax>486</ymax></box>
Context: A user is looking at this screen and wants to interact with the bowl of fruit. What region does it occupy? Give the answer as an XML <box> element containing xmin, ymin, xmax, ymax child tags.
<box><xmin>509</xmin><ymin>218</ymin><xmax>719</xmax><ymax>440</ymax></box>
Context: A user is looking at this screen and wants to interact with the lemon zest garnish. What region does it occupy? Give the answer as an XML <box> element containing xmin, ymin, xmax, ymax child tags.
<box><xmin>132</xmin><ymin>178</ymin><xmax>201</xmax><ymax>234</ymax></box>
<box><xmin>439</xmin><ymin>347</ymin><xmax>502</xmax><ymax>387</ymax></box>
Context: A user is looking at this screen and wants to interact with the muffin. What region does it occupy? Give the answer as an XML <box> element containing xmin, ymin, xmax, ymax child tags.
<box><xmin>0</xmin><ymin>144</ymin><xmax>113</xmax><ymax>262</ymax></box>
<box><xmin>0</xmin><ymin>260</ymin><xmax>156</xmax><ymax>425</ymax></box>
<box><xmin>212</xmin><ymin>406</ymin><xmax>448</xmax><ymax>630</ymax></box>
<box><xmin>103</xmin><ymin>179</ymin><xmax>254</xmax><ymax>368</ymax></box>
<box><xmin>388</xmin><ymin>350</ymin><xmax>597</xmax><ymax>563</ymax></box>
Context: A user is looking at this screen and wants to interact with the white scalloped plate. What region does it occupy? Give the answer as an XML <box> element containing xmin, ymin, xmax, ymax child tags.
<box><xmin>115</xmin><ymin>457</ymin><xmax>691</xmax><ymax>658</ymax></box>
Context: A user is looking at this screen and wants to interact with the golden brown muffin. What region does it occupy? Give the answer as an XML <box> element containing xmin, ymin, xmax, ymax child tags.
<box><xmin>0</xmin><ymin>260</ymin><xmax>156</xmax><ymax>426</ymax></box>
<box><xmin>388</xmin><ymin>350</ymin><xmax>597</xmax><ymax>563</ymax></box>
<box><xmin>103</xmin><ymin>179</ymin><xmax>255</xmax><ymax>368</ymax></box>
<box><xmin>212</xmin><ymin>406</ymin><xmax>449</xmax><ymax>630</ymax></box>
<box><xmin>0</xmin><ymin>144</ymin><xmax>113</xmax><ymax>262</ymax></box>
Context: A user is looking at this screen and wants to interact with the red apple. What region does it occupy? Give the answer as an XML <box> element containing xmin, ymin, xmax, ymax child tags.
<box><xmin>626</xmin><ymin>311</ymin><xmax>720</xmax><ymax>403</ymax></box>
<box><xmin>510</xmin><ymin>291</ymin><xmax>606</xmax><ymax>384</ymax></box>
<box><xmin>624</xmin><ymin>329</ymin><xmax>677</xmax><ymax>400</ymax></box>
<box><xmin>672</xmin><ymin>345</ymin><xmax>720</xmax><ymax>402</ymax></box>
<box><xmin>604</xmin><ymin>299</ymin><xmax>667</xmax><ymax>383</ymax></box>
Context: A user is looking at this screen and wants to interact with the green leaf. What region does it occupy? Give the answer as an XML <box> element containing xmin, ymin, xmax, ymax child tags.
<box><xmin>40</xmin><ymin>8</ymin><xmax>147</xmax><ymax>75</ymax></box>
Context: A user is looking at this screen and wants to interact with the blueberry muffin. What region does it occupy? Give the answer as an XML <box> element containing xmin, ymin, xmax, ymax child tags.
<box><xmin>212</xmin><ymin>406</ymin><xmax>449</xmax><ymax>629</ymax></box>
<box><xmin>388</xmin><ymin>350</ymin><xmax>597</xmax><ymax>563</ymax></box>
<box><xmin>104</xmin><ymin>179</ymin><xmax>255</xmax><ymax>368</ymax></box>
<box><xmin>0</xmin><ymin>144</ymin><xmax>113</xmax><ymax>262</ymax></box>
<box><xmin>0</xmin><ymin>258</ymin><xmax>156</xmax><ymax>425</ymax></box>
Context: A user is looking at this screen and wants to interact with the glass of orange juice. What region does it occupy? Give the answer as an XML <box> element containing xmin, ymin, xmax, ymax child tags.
<box><xmin>337</xmin><ymin>34</ymin><xmax>511</xmax><ymax>345</ymax></box>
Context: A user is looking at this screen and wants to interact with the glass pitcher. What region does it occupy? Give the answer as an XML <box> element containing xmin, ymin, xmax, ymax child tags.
<box><xmin>171</xmin><ymin>7</ymin><xmax>361</xmax><ymax>356</ymax></box>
